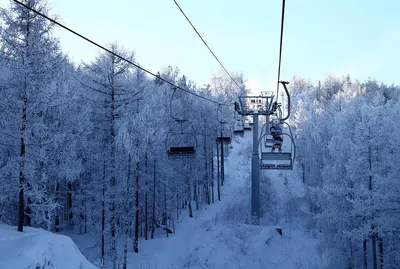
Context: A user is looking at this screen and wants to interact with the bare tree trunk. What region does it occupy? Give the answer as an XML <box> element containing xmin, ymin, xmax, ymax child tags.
<box><xmin>363</xmin><ymin>239</ymin><xmax>367</xmax><ymax>269</ymax></box>
<box><xmin>18</xmin><ymin>92</ymin><xmax>27</xmax><ymax>232</ymax></box>
<box><xmin>122</xmin><ymin>237</ymin><xmax>128</xmax><ymax>269</ymax></box>
<box><xmin>220</xmin><ymin>141</ymin><xmax>224</xmax><ymax>186</ymax></box>
<box><xmin>55</xmin><ymin>182</ymin><xmax>60</xmax><ymax>232</ymax></box>
<box><xmin>163</xmin><ymin>189</ymin><xmax>167</xmax><ymax>225</ymax></box>
<box><xmin>145</xmin><ymin>152</ymin><xmax>148</xmax><ymax>241</ymax></box>
<box><xmin>151</xmin><ymin>158</ymin><xmax>156</xmax><ymax>239</ymax></box>
<box><xmin>216</xmin><ymin>143</ymin><xmax>221</xmax><ymax>201</ymax></box>
<box><xmin>203</xmin><ymin>185</ymin><xmax>205</xmax><ymax>206</ymax></box>
<box><xmin>101</xmin><ymin>160</ymin><xmax>106</xmax><ymax>268</ymax></box>
<box><xmin>187</xmin><ymin>172</ymin><xmax>193</xmax><ymax>218</ymax></box>
<box><xmin>140</xmin><ymin>212</ymin><xmax>143</xmax><ymax>238</ymax></box>
<box><xmin>127</xmin><ymin>153</ymin><xmax>133</xmax><ymax>237</ymax></box>
<box><xmin>67</xmin><ymin>181</ymin><xmax>73</xmax><ymax>225</ymax></box>
<box><xmin>166</xmin><ymin>214</ymin><xmax>169</xmax><ymax>238</ymax></box>
<box><xmin>134</xmin><ymin>160</ymin><xmax>139</xmax><ymax>253</ymax></box>
<box><xmin>203</xmin><ymin>184</ymin><xmax>206</xmax><ymax>205</ymax></box>
<box><xmin>378</xmin><ymin>236</ymin><xmax>383</xmax><ymax>269</ymax></box>
<box><xmin>171</xmin><ymin>215</ymin><xmax>175</xmax><ymax>234</ymax></box>
<box><xmin>84</xmin><ymin>195</ymin><xmax>87</xmax><ymax>234</ymax></box>
<box><xmin>78</xmin><ymin>179</ymin><xmax>86</xmax><ymax>235</ymax></box>
<box><xmin>188</xmin><ymin>200</ymin><xmax>193</xmax><ymax>217</ymax></box>
<box><xmin>144</xmin><ymin>187</ymin><xmax>149</xmax><ymax>240</ymax></box>
<box><xmin>203</xmin><ymin>136</ymin><xmax>210</xmax><ymax>205</ymax></box>
<box><xmin>25</xmin><ymin>195</ymin><xmax>31</xmax><ymax>227</ymax></box>
<box><xmin>18</xmin><ymin>10</ymin><xmax>31</xmax><ymax>232</ymax></box>
<box><xmin>369</xmin><ymin>141</ymin><xmax>377</xmax><ymax>269</ymax></box>
<box><xmin>109</xmin><ymin>84</ymin><xmax>117</xmax><ymax>268</ymax></box>
<box><xmin>348</xmin><ymin>239</ymin><xmax>353</xmax><ymax>269</ymax></box>
<box><xmin>176</xmin><ymin>193</ymin><xmax>179</xmax><ymax>222</ymax></box>
<box><xmin>164</xmin><ymin>185</ymin><xmax>167</xmax><ymax>238</ymax></box>
<box><xmin>211</xmin><ymin>147</ymin><xmax>214</xmax><ymax>203</ymax></box>
<box><xmin>372</xmin><ymin>225</ymin><xmax>377</xmax><ymax>269</ymax></box>
<box><xmin>122</xmin><ymin>155</ymin><xmax>131</xmax><ymax>269</ymax></box>
<box><xmin>194</xmin><ymin>182</ymin><xmax>199</xmax><ymax>210</ymax></box>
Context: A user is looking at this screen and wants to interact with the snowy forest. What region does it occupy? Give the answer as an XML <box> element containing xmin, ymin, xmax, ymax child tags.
<box><xmin>0</xmin><ymin>1</ymin><xmax>247</xmax><ymax>268</ymax></box>
<box><xmin>291</xmin><ymin>76</ymin><xmax>400</xmax><ymax>268</ymax></box>
<box><xmin>0</xmin><ymin>1</ymin><xmax>399</xmax><ymax>269</ymax></box>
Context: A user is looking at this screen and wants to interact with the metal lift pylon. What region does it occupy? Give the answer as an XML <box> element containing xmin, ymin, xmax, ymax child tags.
<box><xmin>234</xmin><ymin>81</ymin><xmax>295</xmax><ymax>225</ymax></box>
<box><xmin>235</xmin><ymin>92</ymin><xmax>276</xmax><ymax>224</ymax></box>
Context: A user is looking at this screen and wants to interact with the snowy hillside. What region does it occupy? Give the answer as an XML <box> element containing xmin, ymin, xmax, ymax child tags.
<box><xmin>0</xmin><ymin>224</ymin><xmax>97</xmax><ymax>269</ymax></box>
<box><xmin>115</xmin><ymin>130</ymin><xmax>322</xmax><ymax>269</ymax></box>
<box><xmin>0</xmin><ymin>130</ymin><xmax>321</xmax><ymax>269</ymax></box>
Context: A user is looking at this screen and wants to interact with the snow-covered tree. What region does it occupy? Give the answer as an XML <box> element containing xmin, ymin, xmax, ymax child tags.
<box><xmin>0</xmin><ymin>0</ymin><xmax>67</xmax><ymax>232</ymax></box>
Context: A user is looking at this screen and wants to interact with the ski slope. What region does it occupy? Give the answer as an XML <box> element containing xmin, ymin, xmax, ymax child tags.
<box><xmin>126</xmin><ymin>129</ymin><xmax>322</xmax><ymax>269</ymax></box>
<box><xmin>0</xmin><ymin>128</ymin><xmax>321</xmax><ymax>269</ymax></box>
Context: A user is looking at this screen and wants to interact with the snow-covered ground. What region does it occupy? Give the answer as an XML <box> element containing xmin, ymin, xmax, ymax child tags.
<box><xmin>124</xmin><ymin>130</ymin><xmax>323</xmax><ymax>269</ymax></box>
<box><xmin>0</xmin><ymin>224</ymin><xmax>97</xmax><ymax>269</ymax></box>
<box><xmin>0</xmin><ymin>128</ymin><xmax>322</xmax><ymax>269</ymax></box>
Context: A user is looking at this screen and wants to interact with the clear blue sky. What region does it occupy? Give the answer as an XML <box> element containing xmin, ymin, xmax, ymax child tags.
<box><xmin>1</xmin><ymin>0</ymin><xmax>399</xmax><ymax>92</ymax></box>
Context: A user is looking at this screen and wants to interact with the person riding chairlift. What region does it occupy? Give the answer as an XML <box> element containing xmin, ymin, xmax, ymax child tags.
<box><xmin>269</xmin><ymin>119</ymin><xmax>283</xmax><ymax>152</ymax></box>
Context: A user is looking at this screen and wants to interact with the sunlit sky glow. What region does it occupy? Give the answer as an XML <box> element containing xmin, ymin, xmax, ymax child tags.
<box><xmin>1</xmin><ymin>0</ymin><xmax>399</xmax><ymax>93</ymax></box>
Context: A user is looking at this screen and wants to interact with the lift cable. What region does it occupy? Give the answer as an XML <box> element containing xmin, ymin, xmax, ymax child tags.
<box><xmin>173</xmin><ymin>0</ymin><xmax>242</xmax><ymax>90</ymax></box>
<box><xmin>276</xmin><ymin>0</ymin><xmax>286</xmax><ymax>98</ymax></box>
<box><xmin>12</xmin><ymin>0</ymin><xmax>229</xmax><ymax>106</ymax></box>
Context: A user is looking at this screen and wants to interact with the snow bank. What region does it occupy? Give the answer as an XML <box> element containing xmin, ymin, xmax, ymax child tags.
<box><xmin>0</xmin><ymin>223</ymin><xmax>97</xmax><ymax>269</ymax></box>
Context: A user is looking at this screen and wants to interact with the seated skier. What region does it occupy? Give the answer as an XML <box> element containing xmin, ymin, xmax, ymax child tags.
<box><xmin>270</xmin><ymin>120</ymin><xmax>283</xmax><ymax>152</ymax></box>
<box><xmin>271</xmin><ymin>101</ymin><xmax>278</xmax><ymax>113</ymax></box>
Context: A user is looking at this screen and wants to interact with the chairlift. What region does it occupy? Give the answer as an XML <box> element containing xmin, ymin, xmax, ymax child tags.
<box><xmin>259</xmin><ymin>121</ymin><xmax>295</xmax><ymax>170</ymax></box>
<box><xmin>216</xmin><ymin>104</ymin><xmax>233</xmax><ymax>143</ymax></box>
<box><xmin>233</xmin><ymin>128</ymin><xmax>244</xmax><ymax>136</ymax></box>
<box><xmin>244</xmin><ymin>121</ymin><xmax>251</xmax><ymax>130</ymax></box>
<box><xmin>261</xmin><ymin>151</ymin><xmax>293</xmax><ymax>170</ymax></box>
<box><xmin>216</xmin><ymin>128</ymin><xmax>232</xmax><ymax>144</ymax></box>
<box><xmin>166</xmin><ymin>119</ymin><xmax>197</xmax><ymax>159</ymax></box>
<box><xmin>233</xmin><ymin>118</ymin><xmax>244</xmax><ymax>136</ymax></box>
<box><xmin>168</xmin><ymin>146</ymin><xmax>195</xmax><ymax>157</ymax></box>
<box><xmin>265</xmin><ymin>119</ymin><xmax>282</xmax><ymax>148</ymax></box>
<box><xmin>259</xmin><ymin>81</ymin><xmax>295</xmax><ymax>169</ymax></box>
<box><xmin>166</xmin><ymin>87</ymin><xmax>197</xmax><ymax>159</ymax></box>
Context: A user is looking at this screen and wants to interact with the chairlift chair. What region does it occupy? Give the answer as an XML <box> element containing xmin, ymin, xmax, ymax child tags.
<box><xmin>233</xmin><ymin>123</ymin><xmax>244</xmax><ymax>137</ymax></box>
<box><xmin>244</xmin><ymin>121</ymin><xmax>251</xmax><ymax>130</ymax></box>
<box><xmin>259</xmin><ymin>122</ymin><xmax>296</xmax><ymax>170</ymax></box>
<box><xmin>233</xmin><ymin>128</ymin><xmax>244</xmax><ymax>136</ymax></box>
<box><xmin>216</xmin><ymin>105</ymin><xmax>233</xmax><ymax>143</ymax></box>
<box><xmin>166</xmin><ymin>87</ymin><xmax>198</xmax><ymax>159</ymax></box>
<box><xmin>233</xmin><ymin>129</ymin><xmax>244</xmax><ymax>136</ymax></box>
<box><xmin>168</xmin><ymin>145</ymin><xmax>196</xmax><ymax>158</ymax></box>
<box><xmin>216</xmin><ymin>128</ymin><xmax>232</xmax><ymax>144</ymax></box>
<box><xmin>247</xmin><ymin>117</ymin><xmax>254</xmax><ymax>126</ymax></box>
<box><xmin>166</xmin><ymin>120</ymin><xmax>197</xmax><ymax>159</ymax></box>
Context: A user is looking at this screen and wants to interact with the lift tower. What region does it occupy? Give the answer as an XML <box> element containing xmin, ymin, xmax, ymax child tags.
<box><xmin>235</xmin><ymin>92</ymin><xmax>276</xmax><ymax>224</ymax></box>
<box><xmin>235</xmin><ymin>81</ymin><xmax>294</xmax><ymax>225</ymax></box>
